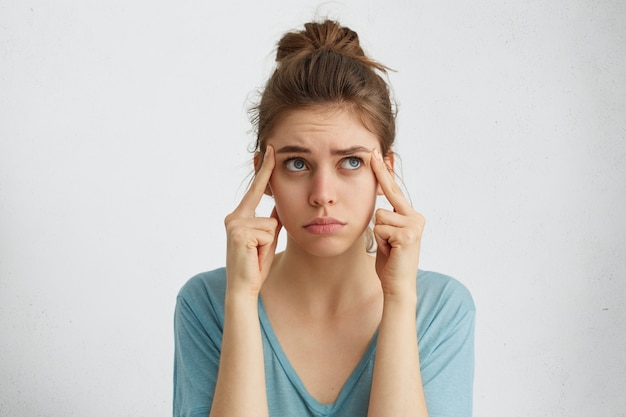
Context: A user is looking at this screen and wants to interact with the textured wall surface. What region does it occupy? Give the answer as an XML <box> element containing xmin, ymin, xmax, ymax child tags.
<box><xmin>1</xmin><ymin>1</ymin><xmax>625</xmax><ymax>416</ymax></box>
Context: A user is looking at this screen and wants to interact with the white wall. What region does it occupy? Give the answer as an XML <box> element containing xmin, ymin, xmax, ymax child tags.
<box><xmin>1</xmin><ymin>0</ymin><xmax>625</xmax><ymax>416</ymax></box>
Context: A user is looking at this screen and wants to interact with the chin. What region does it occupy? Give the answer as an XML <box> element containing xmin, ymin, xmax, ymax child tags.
<box><xmin>288</xmin><ymin>235</ymin><xmax>366</xmax><ymax>259</ymax></box>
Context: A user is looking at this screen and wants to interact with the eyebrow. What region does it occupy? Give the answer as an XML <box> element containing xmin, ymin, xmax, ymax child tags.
<box><xmin>275</xmin><ymin>145</ymin><xmax>372</xmax><ymax>155</ymax></box>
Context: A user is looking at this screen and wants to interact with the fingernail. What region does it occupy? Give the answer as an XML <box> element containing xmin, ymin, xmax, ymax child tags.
<box><xmin>264</xmin><ymin>146</ymin><xmax>271</xmax><ymax>161</ymax></box>
<box><xmin>373</xmin><ymin>148</ymin><xmax>382</xmax><ymax>161</ymax></box>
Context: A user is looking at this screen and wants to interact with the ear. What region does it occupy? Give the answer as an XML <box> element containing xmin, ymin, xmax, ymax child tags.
<box><xmin>377</xmin><ymin>151</ymin><xmax>395</xmax><ymax>196</ymax></box>
<box><xmin>254</xmin><ymin>151</ymin><xmax>273</xmax><ymax>196</ymax></box>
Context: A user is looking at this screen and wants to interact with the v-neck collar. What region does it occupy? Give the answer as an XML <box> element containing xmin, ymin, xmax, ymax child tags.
<box><xmin>258</xmin><ymin>297</ymin><xmax>379</xmax><ymax>416</ymax></box>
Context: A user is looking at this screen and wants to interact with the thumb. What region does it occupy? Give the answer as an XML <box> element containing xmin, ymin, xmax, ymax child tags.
<box><xmin>259</xmin><ymin>207</ymin><xmax>282</xmax><ymax>275</ymax></box>
<box><xmin>374</xmin><ymin>232</ymin><xmax>391</xmax><ymax>258</ymax></box>
<box><xmin>268</xmin><ymin>207</ymin><xmax>282</xmax><ymax>253</ymax></box>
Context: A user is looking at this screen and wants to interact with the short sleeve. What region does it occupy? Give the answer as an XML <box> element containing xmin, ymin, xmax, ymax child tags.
<box><xmin>173</xmin><ymin>271</ymin><xmax>226</xmax><ymax>417</ymax></box>
<box><xmin>416</xmin><ymin>271</ymin><xmax>475</xmax><ymax>417</ymax></box>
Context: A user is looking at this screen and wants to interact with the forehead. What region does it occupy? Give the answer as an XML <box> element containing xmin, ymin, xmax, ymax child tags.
<box><xmin>266</xmin><ymin>106</ymin><xmax>380</xmax><ymax>150</ymax></box>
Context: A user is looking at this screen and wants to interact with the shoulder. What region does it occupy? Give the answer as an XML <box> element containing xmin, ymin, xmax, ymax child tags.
<box><xmin>417</xmin><ymin>269</ymin><xmax>474</xmax><ymax>309</ymax></box>
<box><xmin>416</xmin><ymin>269</ymin><xmax>475</xmax><ymax>326</ymax></box>
<box><xmin>176</xmin><ymin>267</ymin><xmax>227</xmax><ymax>318</ymax></box>
<box><xmin>178</xmin><ymin>267</ymin><xmax>227</xmax><ymax>297</ymax></box>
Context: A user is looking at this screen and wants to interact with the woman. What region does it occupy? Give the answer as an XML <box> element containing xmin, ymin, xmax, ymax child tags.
<box><xmin>174</xmin><ymin>20</ymin><xmax>474</xmax><ymax>417</ymax></box>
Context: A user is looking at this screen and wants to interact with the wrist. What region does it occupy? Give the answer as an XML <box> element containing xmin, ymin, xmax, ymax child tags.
<box><xmin>380</xmin><ymin>278</ymin><xmax>417</xmax><ymax>301</ymax></box>
<box><xmin>382</xmin><ymin>288</ymin><xmax>418</xmax><ymax>316</ymax></box>
<box><xmin>224</xmin><ymin>286</ymin><xmax>261</xmax><ymax>311</ymax></box>
<box><xmin>225</xmin><ymin>271</ymin><xmax>263</xmax><ymax>299</ymax></box>
<box><xmin>383</xmin><ymin>291</ymin><xmax>417</xmax><ymax>307</ymax></box>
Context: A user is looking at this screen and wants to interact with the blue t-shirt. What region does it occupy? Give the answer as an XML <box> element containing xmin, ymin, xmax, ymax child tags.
<box><xmin>173</xmin><ymin>268</ymin><xmax>475</xmax><ymax>417</ymax></box>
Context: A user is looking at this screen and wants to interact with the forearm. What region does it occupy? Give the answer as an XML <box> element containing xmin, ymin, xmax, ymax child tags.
<box><xmin>368</xmin><ymin>291</ymin><xmax>428</xmax><ymax>417</ymax></box>
<box><xmin>209</xmin><ymin>292</ymin><xmax>268</xmax><ymax>417</ymax></box>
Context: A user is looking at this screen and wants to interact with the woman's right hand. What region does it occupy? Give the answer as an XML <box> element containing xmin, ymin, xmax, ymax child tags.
<box><xmin>224</xmin><ymin>146</ymin><xmax>281</xmax><ymax>296</ymax></box>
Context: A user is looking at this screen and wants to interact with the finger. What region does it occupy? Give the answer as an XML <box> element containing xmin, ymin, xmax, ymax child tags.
<box><xmin>226</xmin><ymin>217</ymin><xmax>279</xmax><ymax>246</ymax></box>
<box><xmin>375</xmin><ymin>208</ymin><xmax>409</xmax><ymax>227</ymax></box>
<box><xmin>373</xmin><ymin>224</ymin><xmax>392</xmax><ymax>257</ymax></box>
<box><xmin>237</xmin><ymin>145</ymin><xmax>276</xmax><ymax>216</ymax></box>
<box><xmin>259</xmin><ymin>207</ymin><xmax>282</xmax><ymax>274</ymax></box>
<box><xmin>258</xmin><ymin>226</ymin><xmax>278</xmax><ymax>264</ymax></box>
<box><xmin>270</xmin><ymin>206</ymin><xmax>283</xmax><ymax>237</ymax></box>
<box><xmin>374</xmin><ymin>215</ymin><xmax>424</xmax><ymax>250</ymax></box>
<box><xmin>370</xmin><ymin>149</ymin><xmax>412</xmax><ymax>215</ymax></box>
<box><xmin>267</xmin><ymin>206</ymin><xmax>282</xmax><ymax>253</ymax></box>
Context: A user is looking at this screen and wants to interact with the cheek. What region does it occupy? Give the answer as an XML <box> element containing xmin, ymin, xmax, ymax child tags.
<box><xmin>345</xmin><ymin>177</ymin><xmax>378</xmax><ymax>209</ymax></box>
<box><xmin>353</xmin><ymin>173</ymin><xmax>379</xmax><ymax>198</ymax></box>
<box><xmin>269</xmin><ymin>177</ymin><xmax>291</xmax><ymax>200</ymax></box>
<box><xmin>362</xmin><ymin>178</ymin><xmax>380</xmax><ymax>209</ymax></box>
<box><xmin>268</xmin><ymin>178</ymin><xmax>302</xmax><ymax>215</ymax></box>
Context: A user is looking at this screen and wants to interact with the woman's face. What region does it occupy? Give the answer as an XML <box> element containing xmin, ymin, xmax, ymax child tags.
<box><xmin>264</xmin><ymin>106</ymin><xmax>384</xmax><ymax>258</ymax></box>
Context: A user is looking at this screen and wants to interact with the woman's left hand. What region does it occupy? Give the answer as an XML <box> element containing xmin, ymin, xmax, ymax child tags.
<box><xmin>370</xmin><ymin>148</ymin><xmax>425</xmax><ymax>297</ymax></box>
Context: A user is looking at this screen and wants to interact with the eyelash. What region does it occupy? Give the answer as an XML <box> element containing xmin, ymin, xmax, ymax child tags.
<box><xmin>283</xmin><ymin>156</ymin><xmax>364</xmax><ymax>172</ymax></box>
<box><xmin>284</xmin><ymin>158</ymin><xmax>307</xmax><ymax>171</ymax></box>
<box><xmin>339</xmin><ymin>157</ymin><xmax>363</xmax><ymax>170</ymax></box>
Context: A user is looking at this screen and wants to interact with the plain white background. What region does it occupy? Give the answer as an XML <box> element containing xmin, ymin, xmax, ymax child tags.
<box><xmin>1</xmin><ymin>0</ymin><xmax>625</xmax><ymax>416</ymax></box>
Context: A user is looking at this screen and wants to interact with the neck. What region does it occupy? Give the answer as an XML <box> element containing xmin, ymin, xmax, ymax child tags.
<box><xmin>263</xmin><ymin>236</ymin><xmax>381</xmax><ymax>317</ymax></box>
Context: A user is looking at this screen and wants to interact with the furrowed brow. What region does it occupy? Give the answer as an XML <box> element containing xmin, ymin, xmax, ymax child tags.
<box><xmin>332</xmin><ymin>146</ymin><xmax>372</xmax><ymax>156</ymax></box>
<box><xmin>275</xmin><ymin>145</ymin><xmax>372</xmax><ymax>155</ymax></box>
<box><xmin>276</xmin><ymin>145</ymin><xmax>311</xmax><ymax>154</ymax></box>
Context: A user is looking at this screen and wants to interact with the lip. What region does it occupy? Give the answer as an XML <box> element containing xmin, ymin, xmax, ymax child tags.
<box><xmin>303</xmin><ymin>217</ymin><xmax>346</xmax><ymax>235</ymax></box>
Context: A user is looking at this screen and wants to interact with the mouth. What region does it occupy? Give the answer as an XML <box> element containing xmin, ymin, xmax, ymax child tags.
<box><xmin>303</xmin><ymin>217</ymin><xmax>346</xmax><ymax>235</ymax></box>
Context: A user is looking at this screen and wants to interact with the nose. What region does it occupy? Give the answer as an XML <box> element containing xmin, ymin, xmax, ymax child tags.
<box><xmin>308</xmin><ymin>169</ymin><xmax>336</xmax><ymax>207</ymax></box>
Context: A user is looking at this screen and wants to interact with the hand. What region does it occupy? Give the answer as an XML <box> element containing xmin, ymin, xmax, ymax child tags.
<box><xmin>370</xmin><ymin>148</ymin><xmax>425</xmax><ymax>297</ymax></box>
<box><xmin>224</xmin><ymin>146</ymin><xmax>282</xmax><ymax>296</ymax></box>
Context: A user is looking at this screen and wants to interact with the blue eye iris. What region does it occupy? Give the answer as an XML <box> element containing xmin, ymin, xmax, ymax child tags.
<box><xmin>285</xmin><ymin>158</ymin><xmax>307</xmax><ymax>171</ymax></box>
<box><xmin>341</xmin><ymin>157</ymin><xmax>362</xmax><ymax>170</ymax></box>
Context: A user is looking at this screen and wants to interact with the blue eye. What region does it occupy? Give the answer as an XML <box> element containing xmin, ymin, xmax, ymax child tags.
<box><xmin>340</xmin><ymin>157</ymin><xmax>362</xmax><ymax>170</ymax></box>
<box><xmin>285</xmin><ymin>158</ymin><xmax>307</xmax><ymax>171</ymax></box>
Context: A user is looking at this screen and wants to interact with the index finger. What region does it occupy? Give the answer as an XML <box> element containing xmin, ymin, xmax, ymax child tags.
<box><xmin>236</xmin><ymin>145</ymin><xmax>275</xmax><ymax>216</ymax></box>
<box><xmin>370</xmin><ymin>148</ymin><xmax>412</xmax><ymax>215</ymax></box>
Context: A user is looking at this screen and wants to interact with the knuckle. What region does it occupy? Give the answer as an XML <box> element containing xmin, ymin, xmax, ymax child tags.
<box><xmin>224</xmin><ymin>212</ymin><xmax>235</xmax><ymax>226</ymax></box>
<box><xmin>375</xmin><ymin>208</ymin><xmax>391</xmax><ymax>220</ymax></box>
<box><xmin>228</xmin><ymin>226</ymin><xmax>249</xmax><ymax>244</ymax></box>
<box><xmin>398</xmin><ymin>229</ymin><xmax>413</xmax><ymax>242</ymax></box>
<box><xmin>224</xmin><ymin>212</ymin><xmax>243</xmax><ymax>229</ymax></box>
<box><xmin>414</xmin><ymin>213</ymin><xmax>426</xmax><ymax>228</ymax></box>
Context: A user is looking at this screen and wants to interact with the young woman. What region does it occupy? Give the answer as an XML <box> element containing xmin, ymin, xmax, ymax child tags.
<box><xmin>174</xmin><ymin>20</ymin><xmax>475</xmax><ymax>417</ymax></box>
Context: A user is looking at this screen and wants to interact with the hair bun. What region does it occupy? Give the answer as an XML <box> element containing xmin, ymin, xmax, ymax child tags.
<box><xmin>276</xmin><ymin>20</ymin><xmax>366</xmax><ymax>63</ymax></box>
<box><xmin>252</xmin><ymin>18</ymin><xmax>396</xmax><ymax>177</ymax></box>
